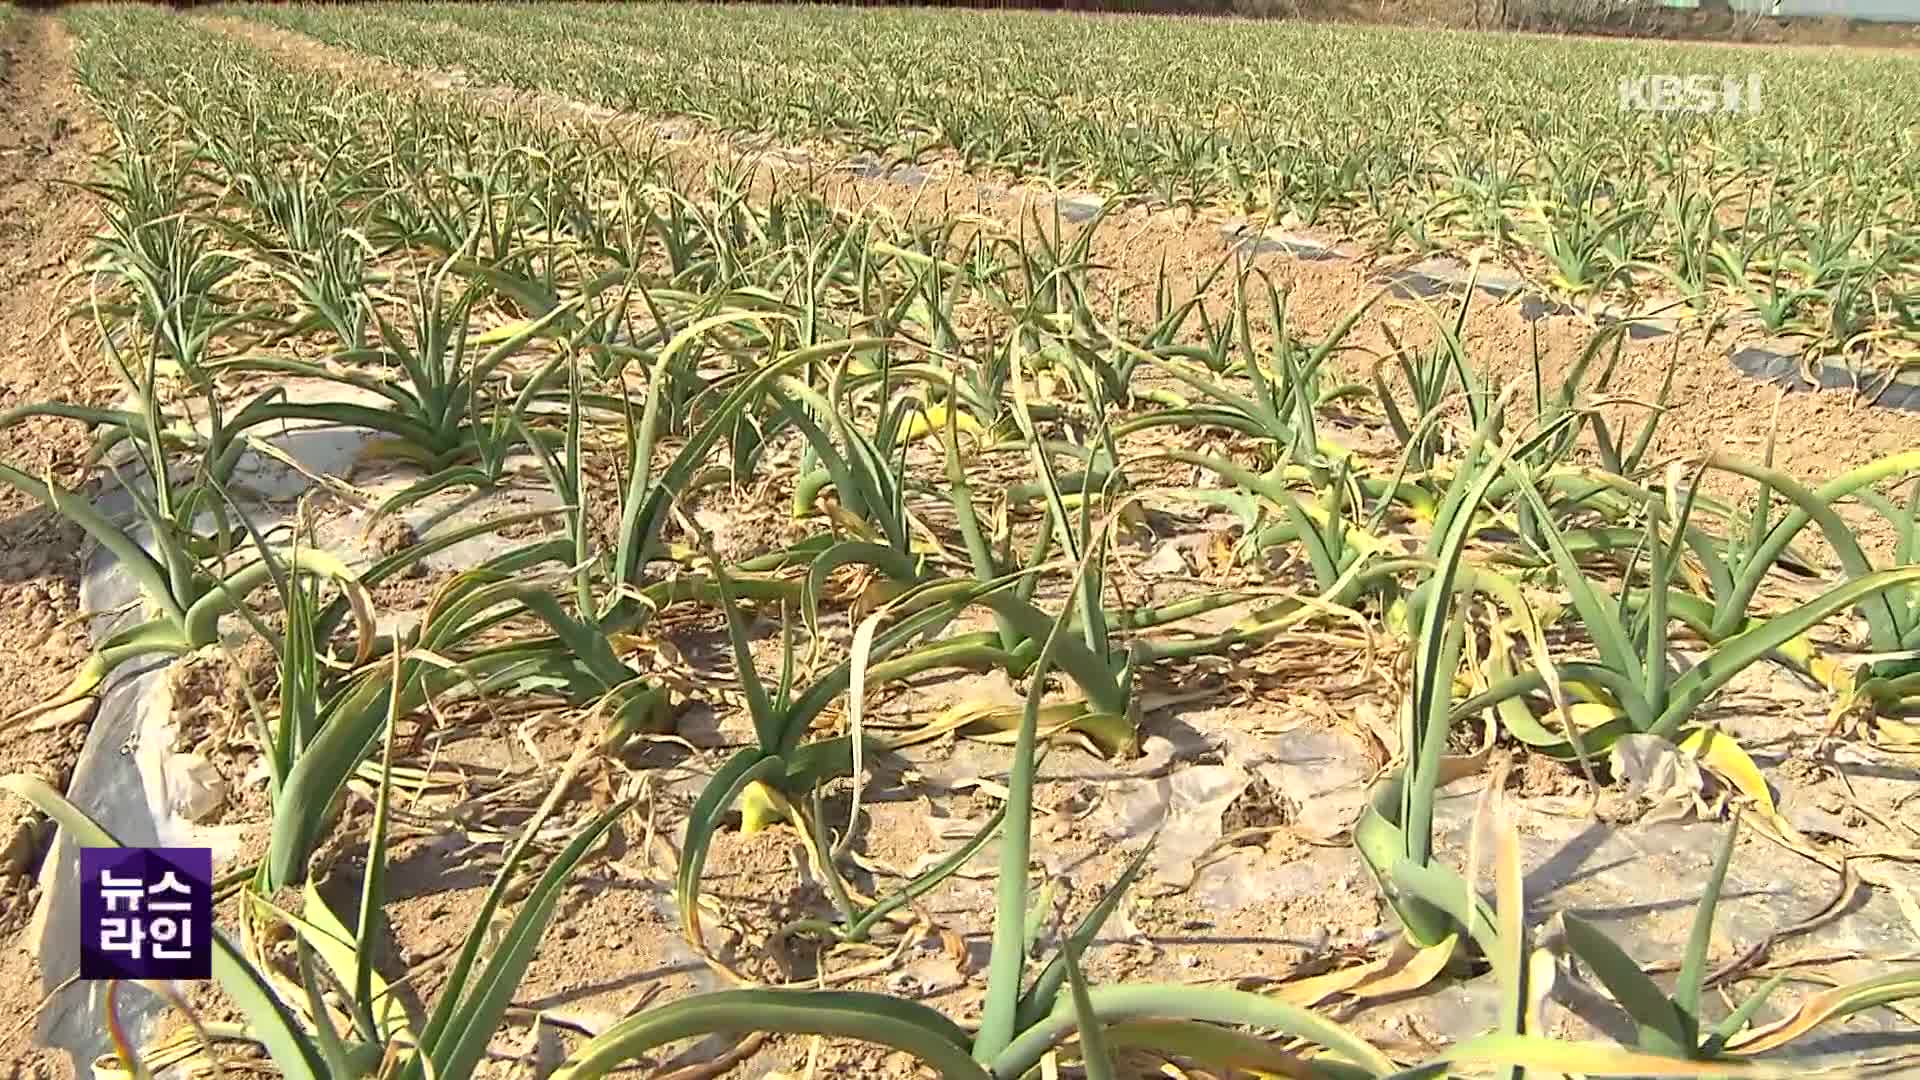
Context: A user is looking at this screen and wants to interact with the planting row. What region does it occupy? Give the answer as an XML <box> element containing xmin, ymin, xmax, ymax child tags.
<box><xmin>0</xmin><ymin>5</ymin><xmax>1914</xmax><ymax>1077</ymax></box>
<box><xmin>224</xmin><ymin>0</ymin><xmax>1920</xmax><ymax>363</ymax></box>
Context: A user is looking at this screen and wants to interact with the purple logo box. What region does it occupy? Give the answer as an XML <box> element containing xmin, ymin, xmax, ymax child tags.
<box><xmin>79</xmin><ymin>847</ymin><xmax>213</xmax><ymax>981</ymax></box>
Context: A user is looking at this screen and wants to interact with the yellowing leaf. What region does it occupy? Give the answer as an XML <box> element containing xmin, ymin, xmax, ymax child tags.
<box><xmin>1349</xmin><ymin>938</ymin><xmax>1458</xmax><ymax>997</ymax></box>
<box><xmin>1774</xmin><ymin>632</ymin><xmax>1818</xmax><ymax>671</ymax></box>
<box><xmin>879</xmin><ymin>698</ymin><xmax>1135</xmax><ymax>758</ymax></box>
<box><xmin>1105</xmin><ymin>1020</ymin><xmax>1325</xmax><ymax>1079</ymax></box>
<box><xmin>739</xmin><ymin>780</ymin><xmax>794</xmax><ymax>834</ymax></box>
<box><xmin>851</xmin><ymin>578</ymin><xmax>909</xmax><ymax>623</ymax></box>
<box><xmin>1679</xmin><ymin>727</ymin><xmax>1776</xmax><ymax>816</ymax></box>
<box><xmin>1272</xmin><ymin>954</ymin><xmax>1392</xmax><ymax>1008</ymax></box>
<box><xmin>898</xmin><ymin>403</ymin><xmax>984</xmax><ymax>445</ymax></box>
<box><xmin>1567</xmin><ymin>701</ymin><xmax>1623</xmax><ymax>729</ymax></box>
<box><xmin>1442</xmin><ymin>1033</ymin><xmax>1787</xmax><ymax>1076</ymax></box>
<box><xmin>352</xmin><ymin>436</ymin><xmax>439</xmax><ymax>469</ymax></box>
<box><xmin>1874</xmin><ymin>715</ymin><xmax>1920</xmax><ymax>748</ymax></box>
<box><xmin>821</xmin><ymin>502</ymin><xmax>882</xmax><ymax>542</ymax></box>
<box><xmin>1724</xmin><ymin>969</ymin><xmax>1920</xmax><ymax>1055</ymax></box>
<box><xmin>472</xmin><ymin>318</ymin><xmax>541</xmax><ymax>346</ymax></box>
<box><xmin>1563</xmin><ymin>679</ymin><xmax>1623</xmax><ymax>710</ymax></box>
<box><xmin>297</xmin><ymin>882</ymin><xmax>414</xmax><ymax>1042</ymax></box>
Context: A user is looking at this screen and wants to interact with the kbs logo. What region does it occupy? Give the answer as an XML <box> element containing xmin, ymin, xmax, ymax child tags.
<box><xmin>1618</xmin><ymin>74</ymin><xmax>1762</xmax><ymax>114</ymax></box>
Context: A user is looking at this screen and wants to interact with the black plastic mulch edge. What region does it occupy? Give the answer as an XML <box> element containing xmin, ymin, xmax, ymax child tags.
<box><xmin>1376</xmin><ymin>261</ymin><xmax>1603</xmax><ymax>325</ymax></box>
<box><xmin>1729</xmin><ymin>344</ymin><xmax>1920</xmax><ymax>413</ymax></box>
<box><xmin>1220</xmin><ymin>240</ymin><xmax>1918</xmax><ymax>412</ymax></box>
<box><xmin>1595</xmin><ymin>311</ymin><xmax>1680</xmax><ymax>340</ymax></box>
<box><xmin>844</xmin><ymin>156</ymin><xmax>1108</xmax><ymax>218</ymax></box>
<box><xmin>851</xmin><ymin>162</ymin><xmax>934</xmax><ymax>186</ymax></box>
<box><xmin>1233</xmin><ymin>233</ymin><xmax>1345</xmax><ymax>261</ymax></box>
<box><xmin>1058</xmin><ymin>195</ymin><xmax>1106</xmax><ymax>223</ymax></box>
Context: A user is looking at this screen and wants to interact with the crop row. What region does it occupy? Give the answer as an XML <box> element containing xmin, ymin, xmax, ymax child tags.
<box><xmin>224</xmin><ymin>0</ymin><xmax>1920</xmax><ymax>362</ymax></box>
<box><xmin>0</xmin><ymin>5</ymin><xmax>1914</xmax><ymax>1078</ymax></box>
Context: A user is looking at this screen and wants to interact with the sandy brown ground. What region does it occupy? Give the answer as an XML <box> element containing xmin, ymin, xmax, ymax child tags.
<box><xmin>193</xmin><ymin>16</ymin><xmax>1920</xmax><ymax>1078</ymax></box>
<box><xmin>209</xmin><ymin>13</ymin><xmax>1920</xmax><ymax>501</ymax></box>
<box><xmin>0</xmin><ymin>10</ymin><xmax>1917</xmax><ymax>1079</ymax></box>
<box><xmin>0</xmin><ymin>13</ymin><xmax>114</xmax><ymax>1078</ymax></box>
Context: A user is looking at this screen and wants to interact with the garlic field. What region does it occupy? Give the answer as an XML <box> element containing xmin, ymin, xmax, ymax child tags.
<box><xmin>0</xmin><ymin>4</ymin><xmax>1916</xmax><ymax>1079</ymax></box>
